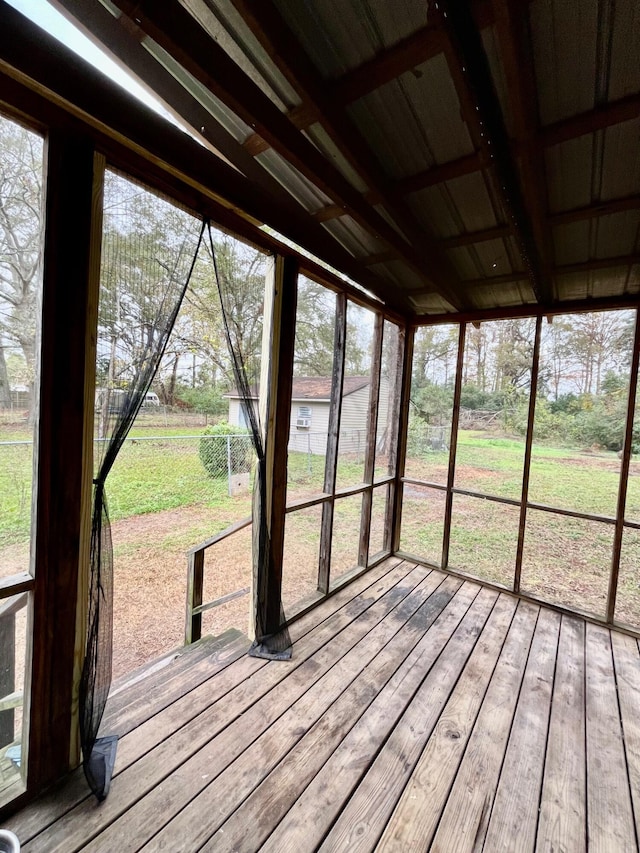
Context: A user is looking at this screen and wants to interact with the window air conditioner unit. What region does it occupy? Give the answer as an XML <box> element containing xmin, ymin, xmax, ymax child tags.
<box><xmin>296</xmin><ymin>417</ymin><xmax>311</xmax><ymax>428</ymax></box>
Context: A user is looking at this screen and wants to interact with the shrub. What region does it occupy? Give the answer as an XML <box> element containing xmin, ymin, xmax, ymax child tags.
<box><xmin>199</xmin><ymin>421</ymin><xmax>252</xmax><ymax>478</ymax></box>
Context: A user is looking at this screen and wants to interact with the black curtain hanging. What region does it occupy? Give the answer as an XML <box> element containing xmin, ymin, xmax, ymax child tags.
<box><xmin>206</xmin><ymin>221</ymin><xmax>291</xmax><ymax>660</ymax></box>
<box><xmin>80</xmin><ymin>175</ymin><xmax>205</xmax><ymax>801</ymax></box>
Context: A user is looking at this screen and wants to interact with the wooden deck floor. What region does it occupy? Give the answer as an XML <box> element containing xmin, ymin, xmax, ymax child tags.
<box><xmin>4</xmin><ymin>558</ymin><xmax>640</xmax><ymax>851</ymax></box>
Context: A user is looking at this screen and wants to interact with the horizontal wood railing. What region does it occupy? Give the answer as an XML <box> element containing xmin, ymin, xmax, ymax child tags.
<box><xmin>185</xmin><ymin>516</ymin><xmax>252</xmax><ymax>644</ymax></box>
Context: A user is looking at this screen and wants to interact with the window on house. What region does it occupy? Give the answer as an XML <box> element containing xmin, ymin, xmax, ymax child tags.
<box><xmin>297</xmin><ymin>406</ymin><xmax>311</xmax><ymax>420</ymax></box>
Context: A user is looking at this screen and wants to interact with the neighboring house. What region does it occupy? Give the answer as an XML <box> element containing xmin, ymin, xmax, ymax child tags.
<box><xmin>226</xmin><ymin>376</ymin><xmax>390</xmax><ymax>456</ymax></box>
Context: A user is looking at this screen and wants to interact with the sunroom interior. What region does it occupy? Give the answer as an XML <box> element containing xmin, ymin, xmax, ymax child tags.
<box><xmin>1</xmin><ymin>0</ymin><xmax>640</xmax><ymax>849</ymax></box>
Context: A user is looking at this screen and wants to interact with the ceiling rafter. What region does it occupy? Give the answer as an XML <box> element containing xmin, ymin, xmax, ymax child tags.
<box><xmin>0</xmin><ymin>1</ymin><xmax>413</xmax><ymax>314</ymax></box>
<box><xmin>491</xmin><ymin>0</ymin><xmax>555</xmax><ymax>296</ymax></box>
<box><xmin>441</xmin><ymin>224</ymin><xmax>513</xmax><ymax>249</ymax></box>
<box><xmin>331</xmin><ymin>0</ymin><xmax>495</xmax><ymax>107</ymax></box>
<box><xmin>227</xmin><ymin>0</ymin><xmax>469</xmax><ymax>311</ymax></box>
<box><xmin>541</xmin><ymin>94</ymin><xmax>640</xmax><ymax>148</ymax></box>
<box><xmin>464</xmin><ymin>254</ymin><xmax>640</xmax><ymax>288</ymax></box>
<box><xmin>107</xmin><ymin>0</ymin><xmax>462</xmax><ymax>311</ymax></box>
<box><xmin>549</xmin><ymin>195</ymin><xmax>640</xmax><ymax>227</ymax></box>
<box><xmin>51</xmin><ymin>0</ymin><xmax>417</xmax><ymax>311</ymax></box>
<box><xmin>436</xmin><ymin>0</ymin><xmax>552</xmax><ymax>302</ymax></box>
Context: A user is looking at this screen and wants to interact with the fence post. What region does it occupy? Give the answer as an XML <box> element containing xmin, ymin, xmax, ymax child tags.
<box><xmin>227</xmin><ymin>435</ymin><xmax>232</xmax><ymax>496</ymax></box>
<box><xmin>185</xmin><ymin>549</ymin><xmax>204</xmax><ymax>644</ymax></box>
<box><xmin>307</xmin><ymin>432</ymin><xmax>312</xmax><ymax>475</ymax></box>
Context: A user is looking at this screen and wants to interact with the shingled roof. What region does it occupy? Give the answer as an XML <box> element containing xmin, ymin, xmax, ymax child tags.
<box><xmin>225</xmin><ymin>376</ymin><xmax>370</xmax><ymax>401</ymax></box>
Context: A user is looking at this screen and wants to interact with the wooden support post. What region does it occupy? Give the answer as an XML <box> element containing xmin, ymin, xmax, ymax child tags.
<box><xmin>0</xmin><ymin>610</ymin><xmax>15</xmax><ymax>748</ymax></box>
<box><xmin>606</xmin><ymin>309</ymin><xmax>640</xmax><ymax>623</ymax></box>
<box><xmin>318</xmin><ymin>292</ymin><xmax>347</xmax><ymax>594</ymax></box>
<box><xmin>389</xmin><ymin>323</ymin><xmax>412</xmax><ymax>554</ymax></box>
<box><xmin>185</xmin><ymin>550</ymin><xmax>205</xmax><ymax>645</ymax></box>
<box><xmin>358</xmin><ymin>313</ymin><xmax>384</xmax><ymax>568</ymax></box>
<box><xmin>26</xmin><ymin>133</ymin><xmax>103</xmax><ymax>793</ymax></box>
<box><xmin>256</xmin><ymin>254</ymin><xmax>298</xmax><ymax>636</ymax></box>
<box><xmin>441</xmin><ymin>324</ymin><xmax>466</xmax><ymax>569</ymax></box>
<box><xmin>514</xmin><ymin>315</ymin><xmax>543</xmax><ymax>593</ymax></box>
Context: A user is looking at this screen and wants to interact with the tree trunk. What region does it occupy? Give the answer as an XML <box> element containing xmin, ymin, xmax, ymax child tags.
<box><xmin>0</xmin><ymin>341</ymin><xmax>11</xmax><ymax>408</ymax></box>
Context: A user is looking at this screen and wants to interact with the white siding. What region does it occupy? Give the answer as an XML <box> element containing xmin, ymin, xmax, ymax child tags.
<box><xmin>288</xmin><ymin>400</ymin><xmax>330</xmax><ymax>455</ymax></box>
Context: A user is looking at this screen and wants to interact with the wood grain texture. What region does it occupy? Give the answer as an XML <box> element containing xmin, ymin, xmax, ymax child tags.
<box><xmin>483</xmin><ymin>607</ymin><xmax>560</xmax><ymax>852</ymax></box>
<box><xmin>611</xmin><ymin>630</ymin><xmax>640</xmax><ymax>845</ymax></box>
<box><xmin>536</xmin><ymin>616</ymin><xmax>587</xmax><ymax>852</ymax></box>
<box><xmin>585</xmin><ymin>623</ymin><xmax>636</xmax><ymax>851</ymax></box>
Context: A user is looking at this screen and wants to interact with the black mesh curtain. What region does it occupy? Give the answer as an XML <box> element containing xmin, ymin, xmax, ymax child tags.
<box><xmin>206</xmin><ymin>221</ymin><xmax>291</xmax><ymax>660</ymax></box>
<box><xmin>80</xmin><ymin>173</ymin><xmax>205</xmax><ymax>801</ymax></box>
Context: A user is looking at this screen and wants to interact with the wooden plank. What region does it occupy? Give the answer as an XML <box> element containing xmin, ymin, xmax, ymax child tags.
<box><xmin>549</xmin><ymin>195</ymin><xmax>640</xmax><ymax>227</ymax></box>
<box><xmin>17</xmin><ymin>564</ymin><xmax>430</xmax><ymax>850</ymax></box>
<box><xmin>319</xmin><ymin>292</ymin><xmax>347</xmax><ymax>593</ymax></box>
<box><xmin>611</xmin><ymin>630</ymin><xmax>640</xmax><ymax>843</ymax></box>
<box><xmin>585</xmin><ymin>623</ymin><xmax>636</xmax><ymax>850</ymax></box>
<box><xmin>5</xmin><ymin>559</ymin><xmax>413</xmax><ymax>842</ymax></box>
<box><xmin>540</xmin><ymin>93</ymin><xmax>640</xmax><ymax>148</ymax></box>
<box><xmin>321</xmin><ymin>591</ymin><xmax>516</xmax><ymax>852</ymax></box>
<box><xmin>258</xmin><ymin>582</ymin><xmax>488</xmax><ymax>853</ymax></box>
<box><xmin>427</xmin><ymin>602</ymin><xmax>539</xmax><ymax>851</ymax></box>
<box><xmin>536</xmin><ymin>616</ymin><xmax>587</xmax><ymax>852</ymax></box>
<box><xmin>201</xmin><ymin>577</ymin><xmax>469</xmax><ymax>853</ymax></box>
<box><xmin>483</xmin><ymin>608</ymin><xmax>560</xmax><ymax>852</ymax></box>
<box><xmin>49</xmin><ymin>566</ymin><xmax>438</xmax><ymax>851</ymax></box>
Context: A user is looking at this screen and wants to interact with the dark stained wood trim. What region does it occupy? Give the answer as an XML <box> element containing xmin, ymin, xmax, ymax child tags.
<box><xmin>312</xmin><ymin>204</ymin><xmax>346</xmax><ymax>223</ymax></box>
<box><xmin>441</xmin><ymin>324</ymin><xmax>466</xmax><ymax>568</ymax></box>
<box><xmin>390</xmin><ymin>324</ymin><xmax>413</xmax><ymax>553</ymax></box>
<box><xmin>319</xmin><ymin>292</ymin><xmax>347</xmax><ymax>594</ymax></box>
<box><xmin>437</xmin><ymin>0</ymin><xmax>551</xmax><ymax>302</ymax></box>
<box><xmin>461</xmin><ymin>254</ymin><xmax>640</xmax><ymax>290</ymax></box>
<box><xmin>0</xmin><ymin>6</ymin><xmax>409</xmax><ymax>315</ymax></box>
<box><xmin>106</xmin><ymin>0</ymin><xmax>430</xmax><ymax>312</ymax></box>
<box><xmin>262</xmin><ymin>256</ymin><xmax>299</xmax><ymax>634</ymax></box>
<box><xmin>514</xmin><ymin>315</ymin><xmax>542</xmax><ymax>593</ymax></box>
<box><xmin>362</xmin><ymin>250</ymin><xmax>397</xmax><ymax>266</ymax></box>
<box><xmin>185</xmin><ymin>551</ymin><xmax>205</xmax><ymax>645</ymax></box>
<box><xmin>606</xmin><ymin>309</ymin><xmax>640</xmax><ymax>621</ymax></box>
<box><xmin>27</xmin><ymin>131</ymin><xmax>102</xmax><ymax>796</ymax></box>
<box><xmin>492</xmin><ymin>0</ymin><xmax>555</xmax><ymax>298</ymax></box>
<box><xmin>227</xmin><ymin>0</ymin><xmax>468</xmax><ymax>311</ymax></box>
<box><xmin>358</xmin><ymin>313</ymin><xmax>384</xmax><ymax>567</ymax></box>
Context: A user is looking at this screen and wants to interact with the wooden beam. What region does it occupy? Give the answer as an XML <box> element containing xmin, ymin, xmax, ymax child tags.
<box><xmin>416</xmin><ymin>293</ymin><xmax>640</xmax><ymax>325</ymax></box>
<box><xmin>437</xmin><ymin>0</ymin><xmax>551</xmax><ymax>301</ymax></box>
<box><xmin>541</xmin><ymin>94</ymin><xmax>640</xmax><ymax>148</ymax></box>
<box><xmin>27</xmin><ymin>132</ymin><xmax>102</xmax><ymax>794</ymax></box>
<box><xmin>441</xmin><ymin>223</ymin><xmax>512</xmax><ymax>249</ymax></box>
<box><xmin>394</xmin><ymin>152</ymin><xmax>485</xmax><ymax>196</ymax></box>
<box><xmin>312</xmin><ymin>204</ymin><xmax>346</xmax><ymax>223</ymax></box>
<box><xmin>390</xmin><ymin>324</ymin><xmax>413</xmax><ymax>554</ymax></box>
<box><xmin>549</xmin><ymin>195</ymin><xmax>640</xmax><ymax>227</ymax></box>
<box><xmin>107</xmin><ymin>0</ymin><xmax>434</xmax><ymax>311</ymax></box>
<box><xmin>606</xmin><ymin>309</ymin><xmax>640</xmax><ymax>621</ymax></box>
<box><xmin>462</xmin><ymin>254</ymin><xmax>640</xmax><ymax>289</ymax></box>
<box><xmin>441</xmin><ymin>324</ymin><xmax>466</xmax><ymax>568</ymax></box>
<box><xmin>227</xmin><ymin>0</ymin><xmax>468</xmax><ymax>311</ymax></box>
<box><xmin>492</xmin><ymin>0</ymin><xmax>555</xmax><ymax>297</ymax></box>
<box><xmin>318</xmin><ymin>292</ymin><xmax>347</xmax><ymax>594</ymax></box>
<box><xmin>257</xmin><ymin>255</ymin><xmax>299</xmax><ymax>636</ymax></box>
<box><xmin>331</xmin><ymin>0</ymin><xmax>495</xmax><ymax>106</ymax></box>
<box><xmin>514</xmin><ymin>315</ymin><xmax>542</xmax><ymax>593</ymax></box>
